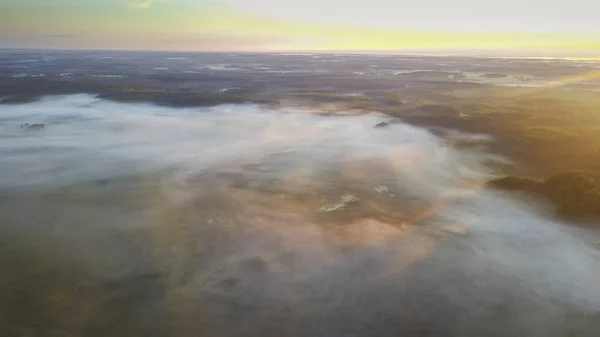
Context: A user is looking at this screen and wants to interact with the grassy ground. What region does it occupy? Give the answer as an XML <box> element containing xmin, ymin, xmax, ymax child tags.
<box><xmin>382</xmin><ymin>87</ymin><xmax>600</xmax><ymax>219</ymax></box>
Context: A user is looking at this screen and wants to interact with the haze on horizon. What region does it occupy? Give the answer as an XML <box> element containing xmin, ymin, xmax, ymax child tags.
<box><xmin>1</xmin><ymin>0</ymin><xmax>600</xmax><ymax>58</ymax></box>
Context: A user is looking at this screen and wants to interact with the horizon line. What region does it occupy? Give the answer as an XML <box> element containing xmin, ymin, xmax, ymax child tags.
<box><xmin>1</xmin><ymin>47</ymin><xmax>599</xmax><ymax>61</ymax></box>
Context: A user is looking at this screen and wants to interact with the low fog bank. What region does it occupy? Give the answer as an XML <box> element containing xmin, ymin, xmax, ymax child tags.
<box><xmin>1</xmin><ymin>95</ymin><xmax>599</xmax><ymax>337</ymax></box>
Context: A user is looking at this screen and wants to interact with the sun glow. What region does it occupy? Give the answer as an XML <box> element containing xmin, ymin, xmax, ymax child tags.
<box><xmin>0</xmin><ymin>0</ymin><xmax>599</xmax><ymax>55</ymax></box>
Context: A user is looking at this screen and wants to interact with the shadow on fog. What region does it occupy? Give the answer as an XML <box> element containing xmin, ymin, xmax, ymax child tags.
<box><xmin>1</xmin><ymin>95</ymin><xmax>600</xmax><ymax>337</ymax></box>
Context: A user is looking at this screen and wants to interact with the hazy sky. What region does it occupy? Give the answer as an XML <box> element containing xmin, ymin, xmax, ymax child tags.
<box><xmin>1</xmin><ymin>0</ymin><xmax>599</xmax><ymax>56</ymax></box>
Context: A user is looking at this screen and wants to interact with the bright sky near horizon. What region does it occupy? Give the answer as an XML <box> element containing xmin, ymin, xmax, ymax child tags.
<box><xmin>1</xmin><ymin>0</ymin><xmax>599</xmax><ymax>56</ymax></box>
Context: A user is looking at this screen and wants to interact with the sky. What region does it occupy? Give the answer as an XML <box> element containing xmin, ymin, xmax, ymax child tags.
<box><xmin>1</xmin><ymin>0</ymin><xmax>599</xmax><ymax>57</ymax></box>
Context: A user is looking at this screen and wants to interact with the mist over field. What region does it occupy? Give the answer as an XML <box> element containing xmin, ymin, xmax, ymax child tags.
<box><xmin>1</xmin><ymin>51</ymin><xmax>600</xmax><ymax>336</ymax></box>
